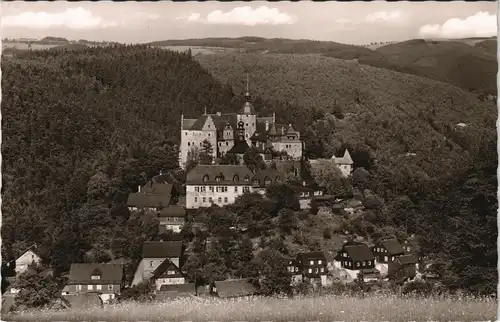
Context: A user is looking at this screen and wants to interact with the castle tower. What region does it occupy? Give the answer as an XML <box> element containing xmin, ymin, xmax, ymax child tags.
<box><xmin>238</xmin><ymin>73</ymin><xmax>257</xmax><ymax>146</ymax></box>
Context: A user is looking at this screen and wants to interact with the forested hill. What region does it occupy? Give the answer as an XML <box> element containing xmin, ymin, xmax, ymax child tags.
<box><xmin>196</xmin><ymin>52</ymin><xmax>496</xmax><ymax>180</ymax></box>
<box><xmin>1</xmin><ymin>45</ymin><xmax>246</xmax><ymax>268</ymax></box>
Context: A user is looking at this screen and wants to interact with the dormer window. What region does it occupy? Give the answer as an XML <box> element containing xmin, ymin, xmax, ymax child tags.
<box><xmin>264</xmin><ymin>176</ymin><xmax>271</xmax><ymax>185</ymax></box>
<box><xmin>216</xmin><ymin>177</ymin><xmax>221</xmax><ymax>182</ymax></box>
<box><xmin>244</xmin><ymin>175</ymin><xmax>250</xmax><ymax>181</ymax></box>
<box><xmin>233</xmin><ymin>175</ymin><xmax>239</xmax><ymax>182</ymax></box>
<box><xmin>203</xmin><ymin>175</ymin><xmax>209</xmax><ymax>182</ymax></box>
<box><xmin>90</xmin><ymin>268</ymin><xmax>102</xmax><ymax>280</ymax></box>
<box><xmin>253</xmin><ymin>179</ymin><xmax>259</xmax><ymax>186</ymax></box>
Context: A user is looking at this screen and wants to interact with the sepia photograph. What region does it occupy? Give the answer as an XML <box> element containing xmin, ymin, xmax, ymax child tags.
<box><xmin>0</xmin><ymin>1</ymin><xmax>497</xmax><ymax>321</ymax></box>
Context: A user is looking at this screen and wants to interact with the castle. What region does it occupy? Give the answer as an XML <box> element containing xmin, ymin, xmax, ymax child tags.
<box><xmin>179</xmin><ymin>76</ymin><xmax>303</xmax><ymax>169</ymax></box>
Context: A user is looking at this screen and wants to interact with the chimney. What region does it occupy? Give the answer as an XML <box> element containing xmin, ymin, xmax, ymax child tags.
<box><xmin>138</xmin><ymin>185</ymin><xmax>141</xmax><ymax>193</ymax></box>
<box><xmin>265</xmin><ymin>121</ymin><xmax>269</xmax><ymax>131</ymax></box>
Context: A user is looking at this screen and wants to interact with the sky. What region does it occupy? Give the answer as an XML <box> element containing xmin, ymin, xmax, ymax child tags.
<box><xmin>1</xmin><ymin>2</ymin><xmax>497</xmax><ymax>45</ymax></box>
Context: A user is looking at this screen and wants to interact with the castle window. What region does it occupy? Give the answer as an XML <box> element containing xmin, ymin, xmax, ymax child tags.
<box><xmin>233</xmin><ymin>175</ymin><xmax>239</xmax><ymax>182</ymax></box>
<box><xmin>188</xmin><ymin>142</ymin><xmax>191</xmax><ymax>146</ymax></box>
<box><xmin>224</xmin><ymin>197</ymin><xmax>228</xmax><ymax>203</ymax></box>
<box><xmin>203</xmin><ymin>175</ymin><xmax>209</xmax><ymax>182</ymax></box>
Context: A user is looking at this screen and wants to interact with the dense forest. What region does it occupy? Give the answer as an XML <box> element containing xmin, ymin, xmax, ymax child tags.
<box><xmin>150</xmin><ymin>36</ymin><xmax>497</xmax><ymax>96</ymax></box>
<box><xmin>1</xmin><ymin>44</ymin><xmax>497</xmax><ymax>296</ymax></box>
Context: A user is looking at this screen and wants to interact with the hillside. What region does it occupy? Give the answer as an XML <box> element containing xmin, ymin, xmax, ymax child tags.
<box><xmin>151</xmin><ymin>37</ymin><xmax>496</xmax><ymax>96</ymax></box>
<box><xmin>0</xmin><ymin>45</ymin><xmax>247</xmax><ymax>270</ymax></box>
<box><xmin>196</xmin><ymin>52</ymin><xmax>496</xmax><ymax>178</ymax></box>
<box><xmin>376</xmin><ymin>39</ymin><xmax>497</xmax><ymax>95</ymax></box>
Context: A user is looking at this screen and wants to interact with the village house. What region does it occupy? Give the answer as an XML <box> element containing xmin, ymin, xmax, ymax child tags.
<box><xmin>288</xmin><ymin>179</ymin><xmax>325</xmax><ymax>210</ymax></box>
<box><xmin>158</xmin><ymin>206</ymin><xmax>186</xmax><ymax>233</ymax></box>
<box><xmin>285</xmin><ymin>257</ymin><xmax>303</xmax><ymax>285</ymax></box>
<box><xmin>149</xmin><ymin>258</ymin><xmax>186</xmax><ymax>291</ymax></box>
<box><xmin>309</xmin><ymin>149</ymin><xmax>354</xmax><ymax>178</ymax></box>
<box><xmin>14</xmin><ymin>248</ymin><xmax>41</xmax><ymax>276</ymax></box>
<box><xmin>62</xmin><ymin>263</ymin><xmax>124</xmax><ymax>303</ymax></box>
<box><xmin>294</xmin><ymin>251</ymin><xmax>329</xmax><ymax>287</ymax></box>
<box><xmin>388</xmin><ymin>254</ymin><xmax>418</xmax><ymax>283</ymax></box>
<box><xmin>179</xmin><ymin>76</ymin><xmax>303</xmax><ymax>168</ymax></box>
<box><xmin>126</xmin><ymin>182</ymin><xmax>173</xmax><ymax>212</ymax></box>
<box><xmin>372</xmin><ymin>238</ymin><xmax>406</xmax><ymax>276</ymax></box>
<box><xmin>185</xmin><ymin>165</ymin><xmax>255</xmax><ymax>209</ymax></box>
<box><xmin>333</xmin><ymin>242</ymin><xmax>379</xmax><ymax>282</ymax></box>
<box><xmin>403</xmin><ymin>235</ymin><xmax>423</xmax><ymax>264</ymax></box>
<box><xmin>132</xmin><ymin>241</ymin><xmax>183</xmax><ymax>286</ymax></box>
<box><xmin>211</xmin><ymin>279</ymin><xmax>258</xmax><ymax>298</ymax></box>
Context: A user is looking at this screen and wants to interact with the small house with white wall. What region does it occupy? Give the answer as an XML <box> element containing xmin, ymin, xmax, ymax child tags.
<box><xmin>15</xmin><ymin>249</ymin><xmax>41</xmax><ymax>276</ymax></box>
<box><xmin>132</xmin><ymin>241</ymin><xmax>183</xmax><ymax>286</ymax></box>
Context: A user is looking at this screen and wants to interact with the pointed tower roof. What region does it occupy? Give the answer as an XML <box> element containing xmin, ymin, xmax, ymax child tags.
<box><xmin>239</xmin><ymin>73</ymin><xmax>256</xmax><ymax>115</ymax></box>
<box><xmin>267</xmin><ymin>123</ymin><xmax>279</xmax><ymax>136</ymax></box>
<box><xmin>333</xmin><ymin>149</ymin><xmax>353</xmax><ymax>165</ymax></box>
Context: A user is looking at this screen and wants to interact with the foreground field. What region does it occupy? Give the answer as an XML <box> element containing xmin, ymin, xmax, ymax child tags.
<box><xmin>7</xmin><ymin>294</ymin><xmax>497</xmax><ymax>322</ymax></box>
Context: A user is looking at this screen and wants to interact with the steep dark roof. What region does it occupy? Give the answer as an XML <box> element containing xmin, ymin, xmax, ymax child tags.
<box><xmin>213</xmin><ymin>279</ymin><xmax>258</xmax><ymax>298</ymax></box>
<box><xmin>380</xmin><ymin>239</ymin><xmax>405</xmax><ymax>255</ymax></box>
<box><xmin>396</xmin><ymin>254</ymin><xmax>418</xmax><ymax>265</ymax></box>
<box><xmin>186</xmin><ymin>165</ymin><xmax>254</xmax><ymax>185</ymax></box>
<box><xmin>152</xmin><ymin>258</ymin><xmax>184</xmax><ymax>279</ymax></box>
<box><xmin>141</xmin><ymin>182</ymin><xmax>172</xmax><ymax>195</ymax></box>
<box><xmin>227</xmin><ymin>140</ymin><xmax>250</xmax><ymax>154</ymax></box>
<box><xmin>252</xmin><ymin>168</ymin><xmax>284</xmax><ymax>187</ymax></box>
<box><xmin>296</xmin><ymin>251</ymin><xmax>327</xmax><ymax>262</ymax></box>
<box><xmin>182</xmin><ymin>118</ymin><xmax>197</xmax><ymax>130</ymax></box>
<box><xmin>159</xmin><ymin>206</ymin><xmax>186</xmax><ymax>218</ymax></box>
<box><xmin>142</xmin><ymin>241</ymin><xmax>183</xmax><ymax>259</ymax></box>
<box><xmin>344</xmin><ymin>244</ymin><xmax>375</xmax><ymax>262</ymax></box>
<box><xmin>68</xmin><ymin>263</ymin><xmax>123</xmax><ymax>284</ymax></box>
<box><xmin>126</xmin><ymin>193</ymin><xmax>171</xmax><ymax>208</ymax></box>
<box><xmin>190</xmin><ymin>115</ymin><xmax>210</xmax><ymax>131</ymax></box>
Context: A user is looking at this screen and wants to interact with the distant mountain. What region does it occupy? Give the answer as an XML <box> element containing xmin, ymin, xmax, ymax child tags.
<box><xmin>376</xmin><ymin>39</ymin><xmax>497</xmax><ymax>95</ymax></box>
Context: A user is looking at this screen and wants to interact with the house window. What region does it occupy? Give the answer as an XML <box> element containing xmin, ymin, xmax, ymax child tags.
<box><xmin>384</xmin><ymin>256</ymin><xmax>388</xmax><ymax>262</ymax></box>
<box><xmin>233</xmin><ymin>175</ymin><xmax>239</xmax><ymax>182</ymax></box>
<box><xmin>226</xmin><ymin>142</ymin><xmax>229</xmax><ymax>146</ymax></box>
<box><xmin>203</xmin><ymin>175</ymin><xmax>209</xmax><ymax>182</ymax></box>
<box><xmin>218</xmin><ymin>197</ymin><xmax>222</xmax><ymax>203</ymax></box>
<box><xmin>150</xmin><ymin>261</ymin><xmax>154</xmax><ymax>267</ymax></box>
<box><xmin>209</xmin><ymin>187</ymin><xmax>214</xmax><ymax>192</ymax></box>
<box><xmin>320</xmin><ymin>267</ymin><xmax>325</xmax><ymax>273</ymax></box>
<box><xmin>224</xmin><ymin>197</ymin><xmax>228</xmax><ymax>203</ymax></box>
<box><xmin>294</xmin><ymin>267</ymin><xmax>298</xmax><ymax>272</ymax></box>
<box><xmin>224</xmin><ymin>187</ymin><xmax>228</xmax><ymax>192</ymax></box>
<box><xmin>88</xmin><ymin>285</ymin><xmax>94</xmax><ymax>291</ymax></box>
<box><xmin>108</xmin><ymin>285</ymin><xmax>113</xmax><ymax>291</ymax></box>
<box><xmin>195</xmin><ymin>197</ymin><xmax>198</xmax><ymax>202</ymax></box>
<box><xmin>318</xmin><ymin>260</ymin><xmax>322</xmax><ymax>265</ymax></box>
<box><xmin>91</xmin><ymin>275</ymin><xmax>100</xmax><ymax>280</ymax></box>
<box><xmin>309</xmin><ymin>260</ymin><xmax>314</xmax><ymax>265</ymax></box>
<box><xmin>234</xmin><ymin>187</ymin><xmax>238</xmax><ymax>193</ymax></box>
<box><xmin>244</xmin><ymin>176</ymin><xmax>249</xmax><ymax>181</ymax></box>
<box><xmin>308</xmin><ymin>268</ymin><xmax>312</xmax><ymax>273</ymax></box>
<box><xmin>168</xmin><ymin>270</ymin><xmax>176</xmax><ymax>275</ymax></box>
<box><xmin>209</xmin><ymin>197</ymin><xmax>213</xmax><ymax>203</ymax></box>
<box><xmin>356</xmin><ymin>262</ymin><xmax>360</xmax><ymax>268</ymax></box>
<box><xmin>76</xmin><ymin>285</ymin><xmax>82</xmax><ymax>291</ymax></box>
<box><xmin>203</xmin><ymin>197</ymin><xmax>206</xmax><ymax>203</ymax></box>
<box><xmin>243</xmin><ymin>187</ymin><xmax>250</xmax><ymax>192</ymax></box>
<box><xmin>96</xmin><ymin>285</ymin><xmax>102</xmax><ymax>290</ymax></box>
<box><xmin>188</xmin><ymin>142</ymin><xmax>191</xmax><ymax>146</ymax></box>
<box><xmin>314</xmin><ymin>268</ymin><xmax>318</xmax><ymax>273</ymax></box>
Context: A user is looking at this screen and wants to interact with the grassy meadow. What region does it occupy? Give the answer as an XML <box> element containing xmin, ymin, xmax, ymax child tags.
<box><xmin>6</xmin><ymin>294</ymin><xmax>497</xmax><ymax>322</ymax></box>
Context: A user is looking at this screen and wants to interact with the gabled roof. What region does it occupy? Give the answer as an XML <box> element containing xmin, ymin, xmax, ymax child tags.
<box><xmin>296</xmin><ymin>251</ymin><xmax>327</xmax><ymax>263</ymax></box>
<box><xmin>379</xmin><ymin>239</ymin><xmax>405</xmax><ymax>255</ymax></box>
<box><xmin>141</xmin><ymin>182</ymin><xmax>172</xmax><ymax>195</ymax></box>
<box><xmin>159</xmin><ymin>206</ymin><xmax>186</xmax><ymax>218</ymax></box>
<box><xmin>68</xmin><ymin>263</ymin><xmax>123</xmax><ymax>284</ymax></box>
<box><xmin>396</xmin><ymin>254</ymin><xmax>418</xmax><ymax>265</ymax></box>
<box><xmin>182</xmin><ymin>118</ymin><xmax>197</xmax><ymax>130</ymax></box>
<box><xmin>142</xmin><ymin>241</ymin><xmax>183</xmax><ymax>259</ymax></box>
<box><xmin>333</xmin><ymin>149</ymin><xmax>353</xmax><ymax>165</ymax></box>
<box><xmin>186</xmin><ymin>165</ymin><xmax>254</xmax><ymax>186</ymax></box>
<box><xmin>213</xmin><ymin>279</ymin><xmax>258</xmax><ymax>298</ymax></box>
<box><xmin>126</xmin><ymin>193</ymin><xmax>171</xmax><ymax>208</ymax></box>
<box><xmin>189</xmin><ymin>115</ymin><xmax>210</xmax><ymax>131</ymax></box>
<box><xmin>344</xmin><ymin>244</ymin><xmax>374</xmax><ymax>262</ymax></box>
<box><xmin>227</xmin><ymin>140</ymin><xmax>250</xmax><ymax>154</ymax></box>
<box><xmin>152</xmin><ymin>258</ymin><xmax>185</xmax><ymax>279</ymax></box>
